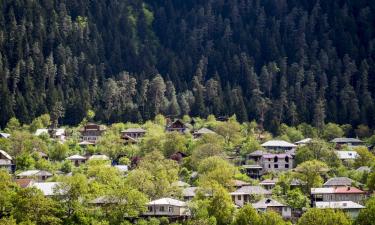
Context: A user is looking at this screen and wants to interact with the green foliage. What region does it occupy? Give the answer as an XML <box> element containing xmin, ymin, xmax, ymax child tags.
<box><xmin>278</xmin><ymin>124</ymin><xmax>304</xmax><ymax>142</ymax></box>
<box><xmin>232</xmin><ymin>204</ymin><xmax>260</xmax><ymax>225</ymax></box>
<box><xmin>163</xmin><ymin>131</ymin><xmax>187</xmax><ymax>157</ymax></box>
<box><xmin>322</xmin><ymin>123</ymin><xmax>344</xmax><ymax>140</ymax></box>
<box><xmin>354</xmin><ymin>146</ymin><xmax>375</xmax><ymax>168</ymax></box>
<box><xmin>297</xmin><ymin>208</ymin><xmax>351</xmax><ymax>225</ymax></box>
<box><xmin>198</xmin><ymin>156</ymin><xmax>236</xmax><ymax>189</ymax></box>
<box><xmin>355</xmin><ymin>196</ymin><xmax>375</xmax><ymax>225</ymax></box>
<box><xmin>294</xmin><ymin>160</ymin><xmax>329</xmax><ymax>193</ymax></box>
<box><xmin>286</xmin><ymin>188</ymin><xmax>309</xmax><ymax>209</ymax></box>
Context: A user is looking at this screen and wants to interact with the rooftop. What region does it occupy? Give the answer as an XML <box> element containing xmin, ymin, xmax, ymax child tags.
<box><xmin>0</xmin><ymin>150</ymin><xmax>12</xmax><ymax>160</ymax></box>
<box><xmin>323</xmin><ymin>177</ymin><xmax>356</xmax><ymax>187</ymax></box>
<box><xmin>331</xmin><ymin>138</ymin><xmax>363</xmax><ymax>143</ymax></box>
<box><xmin>311</xmin><ymin>186</ymin><xmax>365</xmax><ymax>194</ymax></box>
<box><xmin>261</xmin><ymin>140</ymin><xmax>297</xmax><ymax>148</ymax></box>
<box><xmin>0</xmin><ymin>132</ymin><xmax>10</xmax><ymax>138</ymax></box>
<box><xmin>32</xmin><ymin>182</ymin><xmax>63</xmax><ymax>196</ymax></box>
<box><xmin>231</xmin><ymin>186</ymin><xmax>271</xmax><ymax>195</ymax></box>
<box><xmin>252</xmin><ymin>198</ymin><xmax>285</xmax><ymax>209</ymax></box>
<box><xmin>148</xmin><ymin>198</ymin><xmax>187</xmax><ymax>207</ymax></box>
<box><xmin>194</xmin><ymin>128</ymin><xmax>216</xmax><ymax>135</ymax></box>
<box><xmin>259</xmin><ymin>179</ymin><xmax>278</xmax><ymax>185</ymax></box>
<box><xmin>66</xmin><ymin>154</ymin><xmax>86</xmax><ymax>160</ymax></box>
<box><xmin>17</xmin><ymin>170</ymin><xmax>52</xmax><ymax>177</ymax></box>
<box><xmin>121</xmin><ymin>128</ymin><xmax>146</xmax><ymax>133</ymax></box>
<box><xmin>295</xmin><ymin>138</ymin><xmax>312</xmax><ymax>145</ymax></box>
<box><xmin>316</xmin><ymin>201</ymin><xmax>365</xmax><ymax>209</ymax></box>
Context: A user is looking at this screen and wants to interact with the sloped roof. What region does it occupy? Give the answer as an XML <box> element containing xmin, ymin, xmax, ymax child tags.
<box><xmin>148</xmin><ymin>198</ymin><xmax>186</xmax><ymax>207</ymax></box>
<box><xmin>261</xmin><ymin>140</ymin><xmax>297</xmax><ymax>148</ymax></box>
<box><xmin>35</xmin><ymin>128</ymin><xmax>48</xmax><ymax>136</ymax></box>
<box><xmin>172</xmin><ymin>181</ymin><xmax>191</xmax><ymax>187</ymax></box>
<box><xmin>0</xmin><ymin>132</ymin><xmax>10</xmax><ymax>138</ymax></box>
<box><xmin>311</xmin><ymin>187</ymin><xmax>364</xmax><ymax>194</ymax></box>
<box><xmin>78</xmin><ymin>141</ymin><xmax>95</xmax><ymax>145</ymax></box>
<box><xmin>32</xmin><ymin>182</ymin><xmax>63</xmax><ymax>196</ymax></box>
<box><xmin>194</xmin><ymin>128</ymin><xmax>216</xmax><ymax>134</ymax></box>
<box><xmin>88</xmin><ymin>154</ymin><xmax>110</xmax><ymax>161</ymax></box>
<box><xmin>356</xmin><ymin>166</ymin><xmax>371</xmax><ymax>172</ymax></box>
<box><xmin>122</xmin><ymin>128</ymin><xmax>146</xmax><ymax>133</ymax></box>
<box><xmin>260</xmin><ymin>179</ymin><xmax>278</xmax><ymax>186</ymax></box>
<box><xmin>295</xmin><ymin>138</ymin><xmax>312</xmax><ymax>145</ymax></box>
<box><xmin>183</xmin><ymin>187</ymin><xmax>198</xmax><ymax>197</ymax></box>
<box><xmin>17</xmin><ymin>170</ymin><xmax>52</xmax><ymax>177</ymax></box>
<box><xmin>114</xmin><ymin>165</ymin><xmax>128</xmax><ymax>172</ymax></box>
<box><xmin>66</xmin><ymin>154</ymin><xmax>86</xmax><ymax>160</ymax></box>
<box><xmin>231</xmin><ymin>186</ymin><xmax>271</xmax><ymax>195</ymax></box>
<box><xmin>316</xmin><ymin>201</ymin><xmax>365</xmax><ymax>209</ymax></box>
<box><xmin>15</xmin><ymin>178</ymin><xmax>34</xmax><ymax>188</ymax></box>
<box><xmin>233</xmin><ymin>180</ymin><xmax>250</xmax><ymax>187</ymax></box>
<box><xmin>331</xmin><ymin>138</ymin><xmax>363</xmax><ymax>143</ymax></box>
<box><xmin>323</xmin><ymin>177</ymin><xmax>356</xmax><ymax>187</ymax></box>
<box><xmin>252</xmin><ymin>198</ymin><xmax>285</xmax><ymax>209</ymax></box>
<box><xmin>0</xmin><ymin>150</ymin><xmax>12</xmax><ymax>160</ymax></box>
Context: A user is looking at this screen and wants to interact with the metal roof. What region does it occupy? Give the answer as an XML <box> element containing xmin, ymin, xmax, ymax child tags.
<box><xmin>261</xmin><ymin>140</ymin><xmax>297</xmax><ymax>148</ymax></box>
<box><xmin>323</xmin><ymin>177</ymin><xmax>356</xmax><ymax>187</ymax></box>
<box><xmin>231</xmin><ymin>186</ymin><xmax>271</xmax><ymax>195</ymax></box>
<box><xmin>148</xmin><ymin>198</ymin><xmax>187</xmax><ymax>207</ymax></box>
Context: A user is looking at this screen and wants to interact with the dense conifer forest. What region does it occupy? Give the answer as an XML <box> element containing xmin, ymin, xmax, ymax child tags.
<box><xmin>0</xmin><ymin>0</ymin><xmax>374</xmax><ymax>130</ymax></box>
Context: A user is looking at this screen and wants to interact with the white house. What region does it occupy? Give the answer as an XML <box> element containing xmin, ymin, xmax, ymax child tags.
<box><xmin>261</xmin><ymin>140</ymin><xmax>297</xmax><ymax>151</ymax></box>
<box><xmin>311</xmin><ymin>187</ymin><xmax>366</xmax><ymax>205</ymax></box>
<box><xmin>315</xmin><ymin>201</ymin><xmax>365</xmax><ymax>218</ymax></box>
<box><xmin>32</xmin><ymin>182</ymin><xmax>63</xmax><ymax>197</ymax></box>
<box><xmin>0</xmin><ymin>150</ymin><xmax>13</xmax><ymax>172</ymax></box>
<box><xmin>335</xmin><ymin>151</ymin><xmax>358</xmax><ymax>161</ymax></box>
<box><xmin>252</xmin><ymin>198</ymin><xmax>292</xmax><ymax>219</ymax></box>
<box><xmin>144</xmin><ymin>198</ymin><xmax>190</xmax><ymax>218</ymax></box>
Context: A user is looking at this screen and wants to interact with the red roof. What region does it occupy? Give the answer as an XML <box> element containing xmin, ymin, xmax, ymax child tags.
<box><xmin>15</xmin><ymin>178</ymin><xmax>34</xmax><ymax>188</ymax></box>
<box><xmin>334</xmin><ymin>187</ymin><xmax>365</xmax><ymax>194</ymax></box>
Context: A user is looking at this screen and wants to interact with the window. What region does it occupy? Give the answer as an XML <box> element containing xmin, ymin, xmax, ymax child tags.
<box><xmin>274</xmin><ymin>156</ymin><xmax>278</xmax><ymax>162</ymax></box>
<box><xmin>268</xmin><ymin>158</ymin><xmax>271</xmax><ymax>161</ymax></box>
<box><xmin>169</xmin><ymin>206</ymin><xmax>173</xmax><ymax>212</ymax></box>
<box><xmin>274</xmin><ymin>164</ymin><xmax>279</xmax><ymax>168</ymax></box>
<box><xmin>160</xmin><ymin>206</ymin><xmax>165</xmax><ymax>212</ymax></box>
<box><xmin>285</xmin><ymin>164</ymin><xmax>289</xmax><ymax>168</ymax></box>
<box><xmin>268</xmin><ymin>164</ymin><xmax>271</xmax><ymax>168</ymax></box>
<box><xmin>238</xmin><ymin>195</ymin><xmax>242</xmax><ymax>200</ymax></box>
<box><xmin>285</xmin><ymin>157</ymin><xmax>289</xmax><ymax>162</ymax></box>
<box><xmin>148</xmin><ymin>206</ymin><xmax>153</xmax><ymax>212</ymax></box>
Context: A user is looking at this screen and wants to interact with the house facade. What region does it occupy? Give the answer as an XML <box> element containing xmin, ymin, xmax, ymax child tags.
<box><xmin>0</xmin><ymin>150</ymin><xmax>13</xmax><ymax>172</ymax></box>
<box><xmin>16</xmin><ymin>170</ymin><xmax>53</xmax><ymax>182</ymax></box>
<box><xmin>253</xmin><ymin>198</ymin><xmax>292</xmax><ymax>219</ymax></box>
<box><xmin>66</xmin><ymin>154</ymin><xmax>87</xmax><ymax>166</ymax></box>
<box><xmin>230</xmin><ymin>186</ymin><xmax>272</xmax><ymax>207</ymax></box>
<box><xmin>79</xmin><ymin>123</ymin><xmax>106</xmax><ymax>144</ymax></box>
<box><xmin>331</xmin><ymin>138</ymin><xmax>364</xmax><ymax>149</ymax></box>
<box><xmin>315</xmin><ymin>201</ymin><xmax>364</xmax><ymax>218</ymax></box>
<box><xmin>311</xmin><ymin>187</ymin><xmax>366</xmax><ymax>205</ymax></box>
<box><xmin>144</xmin><ymin>198</ymin><xmax>190</xmax><ymax>218</ymax></box>
<box><xmin>166</xmin><ymin>120</ymin><xmax>187</xmax><ymax>133</ymax></box>
<box><xmin>121</xmin><ymin>128</ymin><xmax>146</xmax><ymax>140</ymax></box>
<box><xmin>261</xmin><ymin>140</ymin><xmax>297</xmax><ymax>151</ymax></box>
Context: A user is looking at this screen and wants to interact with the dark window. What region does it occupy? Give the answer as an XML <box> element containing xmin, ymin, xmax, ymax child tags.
<box><xmin>268</xmin><ymin>164</ymin><xmax>271</xmax><ymax>168</ymax></box>
<box><xmin>274</xmin><ymin>164</ymin><xmax>279</xmax><ymax>168</ymax></box>
<box><xmin>285</xmin><ymin>164</ymin><xmax>289</xmax><ymax>168</ymax></box>
<box><xmin>160</xmin><ymin>206</ymin><xmax>165</xmax><ymax>212</ymax></box>
<box><xmin>274</xmin><ymin>156</ymin><xmax>278</xmax><ymax>162</ymax></box>
<box><xmin>169</xmin><ymin>206</ymin><xmax>173</xmax><ymax>212</ymax></box>
<box><xmin>285</xmin><ymin>157</ymin><xmax>289</xmax><ymax>162</ymax></box>
<box><xmin>148</xmin><ymin>206</ymin><xmax>153</xmax><ymax>212</ymax></box>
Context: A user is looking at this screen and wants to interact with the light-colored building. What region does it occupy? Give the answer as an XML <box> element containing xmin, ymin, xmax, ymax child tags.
<box><xmin>32</xmin><ymin>182</ymin><xmax>63</xmax><ymax>197</ymax></box>
<box><xmin>253</xmin><ymin>198</ymin><xmax>292</xmax><ymax>219</ymax></box>
<box><xmin>66</xmin><ymin>154</ymin><xmax>87</xmax><ymax>166</ymax></box>
<box><xmin>259</xmin><ymin>179</ymin><xmax>278</xmax><ymax>190</ymax></box>
<box><xmin>121</xmin><ymin>128</ymin><xmax>146</xmax><ymax>140</ymax></box>
<box><xmin>0</xmin><ymin>150</ymin><xmax>13</xmax><ymax>172</ymax></box>
<box><xmin>261</xmin><ymin>153</ymin><xmax>293</xmax><ymax>172</ymax></box>
<box><xmin>88</xmin><ymin>154</ymin><xmax>110</xmax><ymax>161</ymax></box>
<box><xmin>311</xmin><ymin>187</ymin><xmax>366</xmax><ymax>205</ymax></box>
<box><xmin>0</xmin><ymin>132</ymin><xmax>10</xmax><ymax>139</ymax></box>
<box><xmin>335</xmin><ymin>151</ymin><xmax>358</xmax><ymax>161</ymax></box>
<box><xmin>231</xmin><ymin>186</ymin><xmax>272</xmax><ymax>207</ymax></box>
<box><xmin>16</xmin><ymin>170</ymin><xmax>53</xmax><ymax>182</ymax></box>
<box><xmin>295</xmin><ymin>138</ymin><xmax>312</xmax><ymax>146</ymax></box>
<box><xmin>261</xmin><ymin>140</ymin><xmax>297</xmax><ymax>151</ymax></box>
<box><xmin>192</xmin><ymin>128</ymin><xmax>216</xmax><ymax>138</ymax></box>
<box><xmin>144</xmin><ymin>198</ymin><xmax>190</xmax><ymax>218</ymax></box>
<box><xmin>315</xmin><ymin>201</ymin><xmax>364</xmax><ymax>218</ymax></box>
<box><xmin>35</xmin><ymin>128</ymin><xmax>66</xmax><ymax>142</ymax></box>
<box><xmin>79</xmin><ymin>123</ymin><xmax>106</xmax><ymax>144</ymax></box>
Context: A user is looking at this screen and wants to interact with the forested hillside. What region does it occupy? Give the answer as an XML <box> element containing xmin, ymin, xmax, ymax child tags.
<box><xmin>0</xmin><ymin>0</ymin><xmax>374</xmax><ymax>130</ymax></box>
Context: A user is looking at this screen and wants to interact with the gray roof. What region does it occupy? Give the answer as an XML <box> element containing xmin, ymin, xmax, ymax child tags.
<box><xmin>323</xmin><ymin>177</ymin><xmax>356</xmax><ymax>187</ymax></box>
<box><xmin>122</xmin><ymin>128</ymin><xmax>146</xmax><ymax>133</ymax></box>
<box><xmin>66</xmin><ymin>154</ymin><xmax>86</xmax><ymax>160</ymax></box>
<box><xmin>194</xmin><ymin>128</ymin><xmax>216</xmax><ymax>134</ymax></box>
<box><xmin>331</xmin><ymin>138</ymin><xmax>363</xmax><ymax>143</ymax></box>
<box><xmin>356</xmin><ymin>166</ymin><xmax>371</xmax><ymax>172</ymax></box>
<box><xmin>252</xmin><ymin>198</ymin><xmax>285</xmax><ymax>209</ymax></box>
<box><xmin>261</xmin><ymin>140</ymin><xmax>297</xmax><ymax>148</ymax></box>
<box><xmin>183</xmin><ymin>187</ymin><xmax>198</xmax><ymax>197</ymax></box>
<box><xmin>231</xmin><ymin>186</ymin><xmax>271</xmax><ymax>195</ymax></box>
<box><xmin>17</xmin><ymin>170</ymin><xmax>52</xmax><ymax>177</ymax></box>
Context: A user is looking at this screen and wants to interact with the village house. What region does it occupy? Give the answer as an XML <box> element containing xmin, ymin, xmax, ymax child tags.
<box><xmin>315</xmin><ymin>201</ymin><xmax>365</xmax><ymax>218</ymax></box>
<box><xmin>230</xmin><ymin>186</ymin><xmax>272</xmax><ymax>207</ymax></box>
<box><xmin>79</xmin><ymin>123</ymin><xmax>106</xmax><ymax>144</ymax></box>
<box><xmin>88</xmin><ymin>154</ymin><xmax>110</xmax><ymax>161</ymax></box>
<box><xmin>259</xmin><ymin>179</ymin><xmax>278</xmax><ymax>190</ymax></box>
<box><xmin>182</xmin><ymin>187</ymin><xmax>198</xmax><ymax>201</ymax></box>
<box><xmin>311</xmin><ymin>186</ymin><xmax>366</xmax><ymax>205</ymax></box>
<box><xmin>121</xmin><ymin>127</ymin><xmax>146</xmax><ymax>141</ymax></box>
<box><xmin>261</xmin><ymin>153</ymin><xmax>294</xmax><ymax>172</ymax></box>
<box><xmin>66</xmin><ymin>154</ymin><xmax>87</xmax><ymax>167</ymax></box>
<box><xmin>166</xmin><ymin>120</ymin><xmax>187</xmax><ymax>133</ymax></box>
<box><xmin>192</xmin><ymin>127</ymin><xmax>216</xmax><ymax>138</ymax></box>
<box><xmin>144</xmin><ymin>198</ymin><xmax>190</xmax><ymax>218</ymax></box>
<box><xmin>16</xmin><ymin>170</ymin><xmax>53</xmax><ymax>182</ymax></box>
<box><xmin>295</xmin><ymin>138</ymin><xmax>312</xmax><ymax>146</ymax></box>
<box><xmin>331</xmin><ymin>138</ymin><xmax>364</xmax><ymax>149</ymax></box>
<box><xmin>261</xmin><ymin>140</ymin><xmax>297</xmax><ymax>151</ymax></box>
<box><xmin>335</xmin><ymin>150</ymin><xmax>358</xmax><ymax>161</ymax></box>
<box><xmin>0</xmin><ymin>150</ymin><xmax>13</xmax><ymax>172</ymax></box>
<box><xmin>241</xmin><ymin>164</ymin><xmax>263</xmax><ymax>179</ymax></box>
<box><xmin>35</xmin><ymin>128</ymin><xmax>66</xmax><ymax>142</ymax></box>
<box><xmin>15</xmin><ymin>178</ymin><xmax>34</xmax><ymax>188</ymax></box>
<box><xmin>323</xmin><ymin>177</ymin><xmax>360</xmax><ymax>188</ymax></box>
<box><xmin>252</xmin><ymin>198</ymin><xmax>292</xmax><ymax>219</ymax></box>
<box><xmin>32</xmin><ymin>182</ymin><xmax>63</xmax><ymax>197</ymax></box>
<box><xmin>0</xmin><ymin>132</ymin><xmax>10</xmax><ymax>139</ymax></box>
